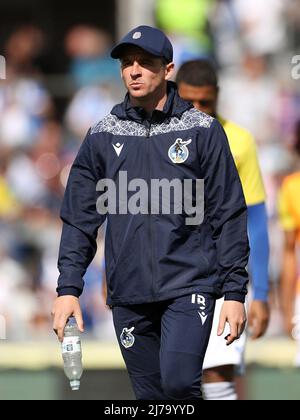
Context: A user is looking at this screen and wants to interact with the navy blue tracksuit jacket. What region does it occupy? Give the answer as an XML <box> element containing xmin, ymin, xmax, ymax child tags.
<box><xmin>57</xmin><ymin>82</ymin><xmax>249</xmax><ymax>306</ymax></box>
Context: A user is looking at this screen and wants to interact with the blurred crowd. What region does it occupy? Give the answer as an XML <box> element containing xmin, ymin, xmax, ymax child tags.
<box><xmin>0</xmin><ymin>0</ymin><xmax>300</xmax><ymax>341</ymax></box>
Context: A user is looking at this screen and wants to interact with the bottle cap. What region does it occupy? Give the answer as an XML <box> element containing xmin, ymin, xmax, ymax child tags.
<box><xmin>70</xmin><ymin>380</ymin><xmax>80</xmax><ymax>391</ymax></box>
<box><xmin>67</xmin><ymin>317</ymin><xmax>77</xmax><ymax>326</ymax></box>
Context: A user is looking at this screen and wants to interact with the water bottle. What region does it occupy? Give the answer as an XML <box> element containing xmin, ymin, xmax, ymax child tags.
<box><xmin>61</xmin><ymin>317</ymin><xmax>83</xmax><ymax>391</ymax></box>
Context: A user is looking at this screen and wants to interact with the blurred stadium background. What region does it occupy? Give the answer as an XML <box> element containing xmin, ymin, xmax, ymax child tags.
<box><xmin>0</xmin><ymin>0</ymin><xmax>300</xmax><ymax>400</ymax></box>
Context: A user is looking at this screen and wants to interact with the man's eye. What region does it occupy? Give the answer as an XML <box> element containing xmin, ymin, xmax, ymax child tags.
<box><xmin>121</xmin><ymin>60</ymin><xmax>132</xmax><ymax>66</ymax></box>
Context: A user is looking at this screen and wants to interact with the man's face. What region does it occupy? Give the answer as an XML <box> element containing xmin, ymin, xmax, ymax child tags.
<box><xmin>178</xmin><ymin>82</ymin><xmax>218</xmax><ymax>117</ymax></box>
<box><xmin>120</xmin><ymin>46</ymin><xmax>173</xmax><ymax>101</ymax></box>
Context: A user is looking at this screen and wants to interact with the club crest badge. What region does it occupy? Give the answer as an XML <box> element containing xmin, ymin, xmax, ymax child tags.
<box><xmin>120</xmin><ymin>327</ymin><xmax>135</xmax><ymax>349</ymax></box>
<box><xmin>168</xmin><ymin>138</ymin><xmax>192</xmax><ymax>164</ymax></box>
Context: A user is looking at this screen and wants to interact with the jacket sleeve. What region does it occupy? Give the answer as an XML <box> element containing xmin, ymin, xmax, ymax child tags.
<box><xmin>201</xmin><ymin>119</ymin><xmax>250</xmax><ymax>303</ymax></box>
<box><xmin>247</xmin><ymin>203</ymin><xmax>269</xmax><ymax>301</ymax></box>
<box><xmin>57</xmin><ymin>130</ymin><xmax>106</xmax><ymax>297</ymax></box>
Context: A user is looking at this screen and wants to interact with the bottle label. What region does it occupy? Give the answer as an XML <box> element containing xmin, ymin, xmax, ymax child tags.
<box><xmin>62</xmin><ymin>336</ymin><xmax>81</xmax><ymax>354</ymax></box>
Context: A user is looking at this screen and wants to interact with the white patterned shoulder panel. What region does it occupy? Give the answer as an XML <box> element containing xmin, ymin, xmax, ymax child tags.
<box><xmin>90</xmin><ymin>108</ymin><xmax>214</xmax><ymax>137</ymax></box>
<box><xmin>150</xmin><ymin>108</ymin><xmax>214</xmax><ymax>136</ymax></box>
<box><xmin>90</xmin><ymin>114</ymin><xmax>147</xmax><ymax>136</ymax></box>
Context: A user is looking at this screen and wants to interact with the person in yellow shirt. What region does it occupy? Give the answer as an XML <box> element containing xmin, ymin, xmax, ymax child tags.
<box><xmin>176</xmin><ymin>59</ymin><xmax>270</xmax><ymax>400</ymax></box>
<box><xmin>0</xmin><ymin>176</ymin><xmax>20</xmax><ymax>220</ymax></box>
<box><xmin>278</xmin><ymin>120</ymin><xmax>300</xmax><ymax>364</ymax></box>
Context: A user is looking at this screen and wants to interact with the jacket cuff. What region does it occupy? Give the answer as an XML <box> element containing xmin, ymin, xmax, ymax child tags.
<box><xmin>57</xmin><ymin>270</ymin><xmax>84</xmax><ymax>298</ymax></box>
<box><xmin>57</xmin><ymin>287</ymin><xmax>82</xmax><ymax>298</ymax></box>
<box><xmin>224</xmin><ymin>293</ymin><xmax>246</xmax><ymax>303</ymax></box>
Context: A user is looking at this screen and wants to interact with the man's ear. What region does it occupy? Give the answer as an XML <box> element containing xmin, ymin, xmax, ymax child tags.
<box><xmin>165</xmin><ymin>62</ymin><xmax>175</xmax><ymax>81</ymax></box>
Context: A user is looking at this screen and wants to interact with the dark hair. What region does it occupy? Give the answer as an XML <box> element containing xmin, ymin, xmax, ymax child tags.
<box><xmin>176</xmin><ymin>60</ymin><xmax>218</xmax><ymax>88</ymax></box>
<box><xmin>162</xmin><ymin>57</ymin><xmax>170</xmax><ymax>66</ymax></box>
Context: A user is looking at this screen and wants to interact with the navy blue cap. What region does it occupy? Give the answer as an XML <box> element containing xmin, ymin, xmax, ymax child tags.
<box><xmin>111</xmin><ymin>25</ymin><xmax>173</xmax><ymax>63</ymax></box>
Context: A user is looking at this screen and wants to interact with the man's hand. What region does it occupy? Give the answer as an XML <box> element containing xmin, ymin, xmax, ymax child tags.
<box><xmin>51</xmin><ymin>296</ymin><xmax>84</xmax><ymax>342</ymax></box>
<box><xmin>248</xmin><ymin>300</ymin><xmax>270</xmax><ymax>340</ymax></box>
<box><xmin>218</xmin><ymin>301</ymin><xmax>247</xmax><ymax>346</ymax></box>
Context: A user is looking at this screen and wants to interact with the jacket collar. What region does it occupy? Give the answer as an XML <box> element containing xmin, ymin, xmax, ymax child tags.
<box><xmin>111</xmin><ymin>81</ymin><xmax>192</xmax><ymax>124</ymax></box>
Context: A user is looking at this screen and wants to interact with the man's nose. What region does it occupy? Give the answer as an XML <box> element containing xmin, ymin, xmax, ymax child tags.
<box><xmin>131</xmin><ymin>61</ymin><xmax>141</xmax><ymax>77</ymax></box>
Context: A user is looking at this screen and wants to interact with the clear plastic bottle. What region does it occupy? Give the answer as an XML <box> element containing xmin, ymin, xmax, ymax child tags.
<box><xmin>61</xmin><ymin>317</ymin><xmax>83</xmax><ymax>391</ymax></box>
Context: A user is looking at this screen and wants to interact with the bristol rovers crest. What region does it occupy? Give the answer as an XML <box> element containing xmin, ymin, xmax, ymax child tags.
<box><xmin>168</xmin><ymin>138</ymin><xmax>192</xmax><ymax>164</ymax></box>
<box><xmin>120</xmin><ymin>327</ymin><xmax>135</xmax><ymax>349</ymax></box>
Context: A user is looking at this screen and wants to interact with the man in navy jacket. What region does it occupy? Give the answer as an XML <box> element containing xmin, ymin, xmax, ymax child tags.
<box><xmin>52</xmin><ymin>26</ymin><xmax>249</xmax><ymax>400</ymax></box>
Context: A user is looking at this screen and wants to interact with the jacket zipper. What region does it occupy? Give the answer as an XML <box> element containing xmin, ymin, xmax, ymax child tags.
<box><xmin>146</xmin><ymin>120</ymin><xmax>155</xmax><ymax>299</ymax></box>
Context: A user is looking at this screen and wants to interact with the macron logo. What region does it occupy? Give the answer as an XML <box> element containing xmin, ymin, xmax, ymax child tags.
<box><xmin>198</xmin><ymin>311</ymin><xmax>208</xmax><ymax>326</ymax></box>
<box><xmin>113</xmin><ymin>142</ymin><xmax>124</xmax><ymax>157</ymax></box>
